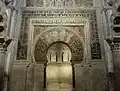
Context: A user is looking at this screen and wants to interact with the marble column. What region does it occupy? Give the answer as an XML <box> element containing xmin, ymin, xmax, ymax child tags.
<box><xmin>107</xmin><ymin>48</ymin><xmax>114</xmax><ymax>91</ymax></box>
<box><xmin>5</xmin><ymin>7</ymin><xmax>13</xmax><ymax>37</ymax></box>
<box><xmin>0</xmin><ymin>43</ymin><xmax>6</xmax><ymax>91</ymax></box>
<box><xmin>104</xmin><ymin>40</ymin><xmax>114</xmax><ymax>91</ymax></box>
<box><xmin>107</xmin><ymin>51</ymin><xmax>114</xmax><ymax>73</ymax></box>
<box><xmin>13</xmin><ymin>0</ymin><xmax>17</xmax><ymax>6</ymax></box>
<box><xmin>9</xmin><ymin>9</ymin><xmax>17</xmax><ymax>39</ymax></box>
<box><xmin>0</xmin><ymin>39</ymin><xmax>12</xmax><ymax>91</ymax></box>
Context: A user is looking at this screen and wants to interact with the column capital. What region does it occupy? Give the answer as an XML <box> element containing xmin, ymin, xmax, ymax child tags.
<box><xmin>0</xmin><ymin>43</ymin><xmax>6</xmax><ymax>52</ymax></box>
<box><xmin>0</xmin><ymin>38</ymin><xmax>12</xmax><ymax>51</ymax></box>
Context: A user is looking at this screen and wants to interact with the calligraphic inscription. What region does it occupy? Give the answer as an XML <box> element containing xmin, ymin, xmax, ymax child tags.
<box><xmin>31</xmin><ymin>18</ymin><xmax>86</xmax><ymax>25</ymax></box>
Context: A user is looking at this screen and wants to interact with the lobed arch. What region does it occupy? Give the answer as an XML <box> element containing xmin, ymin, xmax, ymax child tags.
<box><xmin>46</xmin><ymin>41</ymin><xmax>72</xmax><ymax>53</ymax></box>
<box><xmin>46</xmin><ymin>41</ymin><xmax>72</xmax><ymax>63</ymax></box>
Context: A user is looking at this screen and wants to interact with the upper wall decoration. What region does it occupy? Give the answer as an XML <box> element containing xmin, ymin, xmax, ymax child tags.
<box><xmin>26</xmin><ymin>0</ymin><xmax>93</xmax><ymax>7</ymax></box>
<box><xmin>16</xmin><ymin>9</ymin><xmax>101</xmax><ymax>61</ymax></box>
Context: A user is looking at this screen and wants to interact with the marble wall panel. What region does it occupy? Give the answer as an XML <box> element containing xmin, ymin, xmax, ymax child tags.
<box><xmin>26</xmin><ymin>64</ymin><xmax>34</xmax><ymax>91</ymax></box>
<box><xmin>10</xmin><ymin>64</ymin><xmax>27</xmax><ymax>91</ymax></box>
<box><xmin>74</xmin><ymin>62</ymin><xmax>107</xmax><ymax>91</ymax></box>
<box><xmin>34</xmin><ymin>64</ymin><xmax>44</xmax><ymax>91</ymax></box>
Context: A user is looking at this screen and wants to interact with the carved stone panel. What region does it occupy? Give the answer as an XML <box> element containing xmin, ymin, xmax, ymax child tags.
<box><xmin>90</xmin><ymin>12</ymin><xmax>101</xmax><ymax>59</ymax></box>
<box><xmin>34</xmin><ymin>64</ymin><xmax>44</xmax><ymax>91</ymax></box>
<box><xmin>34</xmin><ymin>38</ymin><xmax>48</xmax><ymax>62</ymax></box>
<box><xmin>68</xmin><ymin>35</ymin><xmax>84</xmax><ymax>61</ymax></box>
<box><xmin>74</xmin><ymin>62</ymin><xmax>107</xmax><ymax>91</ymax></box>
<box><xmin>16</xmin><ymin>9</ymin><xmax>101</xmax><ymax>60</ymax></box>
<box><xmin>16</xmin><ymin>17</ymin><xmax>28</xmax><ymax>60</ymax></box>
<box><xmin>26</xmin><ymin>64</ymin><xmax>34</xmax><ymax>91</ymax></box>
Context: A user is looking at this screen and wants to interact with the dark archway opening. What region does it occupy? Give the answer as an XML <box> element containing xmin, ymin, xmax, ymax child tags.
<box><xmin>44</xmin><ymin>42</ymin><xmax>75</xmax><ymax>91</ymax></box>
<box><xmin>114</xmin><ymin>16</ymin><xmax>120</xmax><ymax>25</ymax></box>
<box><xmin>117</xmin><ymin>5</ymin><xmax>120</xmax><ymax>12</ymax></box>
